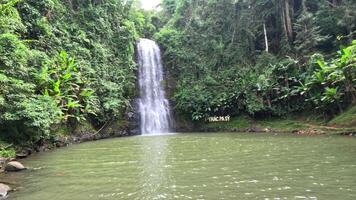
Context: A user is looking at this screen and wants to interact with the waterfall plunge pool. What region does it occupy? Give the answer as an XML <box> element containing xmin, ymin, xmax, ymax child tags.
<box><xmin>1</xmin><ymin>133</ymin><xmax>356</xmax><ymax>199</ymax></box>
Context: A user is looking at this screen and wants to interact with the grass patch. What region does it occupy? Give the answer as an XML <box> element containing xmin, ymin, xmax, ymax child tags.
<box><xmin>202</xmin><ymin>113</ymin><xmax>355</xmax><ymax>134</ymax></box>
<box><xmin>205</xmin><ymin>115</ymin><xmax>252</xmax><ymax>130</ymax></box>
<box><xmin>0</xmin><ymin>140</ymin><xmax>16</xmax><ymax>158</ymax></box>
<box><xmin>204</xmin><ymin>115</ymin><xmax>310</xmax><ymax>132</ymax></box>
<box><xmin>328</xmin><ymin>105</ymin><xmax>356</xmax><ymax>127</ymax></box>
<box><xmin>254</xmin><ymin>118</ymin><xmax>309</xmax><ymax>132</ymax></box>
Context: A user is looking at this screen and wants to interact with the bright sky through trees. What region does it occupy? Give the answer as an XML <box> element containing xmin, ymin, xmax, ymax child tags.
<box><xmin>140</xmin><ymin>0</ymin><xmax>161</xmax><ymax>10</ymax></box>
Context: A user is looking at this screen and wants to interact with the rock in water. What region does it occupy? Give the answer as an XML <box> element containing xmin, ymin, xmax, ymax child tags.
<box><xmin>0</xmin><ymin>183</ymin><xmax>11</xmax><ymax>199</ymax></box>
<box><xmin>15</xmin><ymin>153</ymin><xmax>27</xmax><ymax>159</ymax></box>
<box><xmin>5</xmin><ymin>161</ymin><xmax>26</xmax><ymax>172</ymax></box>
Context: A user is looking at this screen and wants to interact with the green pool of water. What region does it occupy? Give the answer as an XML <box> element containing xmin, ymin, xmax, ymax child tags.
<box><xmin>2</xmin><ymin>133</ymin><xmax>356</xmax><ymax>199</ymax></box>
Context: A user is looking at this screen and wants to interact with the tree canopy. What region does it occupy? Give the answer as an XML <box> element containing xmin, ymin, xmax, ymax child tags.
<box><xmin>0</xmin><ymin>0</ymin><xmax>149</xmax><ymax>143</ymax></box>
<box><xmin>0</xmin><ymin>0</ymin><xmax>355</xmax><ymax>145</ymax></box>
<box><xmin>154</xmin><ymin>0</ymin><xmax>356</xmax><ymax>120</ymax></box>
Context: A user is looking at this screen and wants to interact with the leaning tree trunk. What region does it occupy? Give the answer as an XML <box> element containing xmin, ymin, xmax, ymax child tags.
<box><xmin>263</xmin><ymin>23</ymin><xmax>269</xmax><ymax>52</ymax></box>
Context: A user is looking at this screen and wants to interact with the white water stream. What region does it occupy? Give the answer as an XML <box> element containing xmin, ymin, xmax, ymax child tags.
<box><xmin>137</xmin><ymin>38</ymin><xmax>173</xmax><ymax>134</ymax></box>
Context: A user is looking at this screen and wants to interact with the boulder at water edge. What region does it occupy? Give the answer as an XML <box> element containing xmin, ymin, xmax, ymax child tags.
<box><xmin>0</xmin><ymin>183</ymin><xmax>11</xmax><ymax>199</ymax></box>
<box><xmin>5</xmin><ymin>161</ymin><xmax>26</xmax><ymax>172</ymax></box>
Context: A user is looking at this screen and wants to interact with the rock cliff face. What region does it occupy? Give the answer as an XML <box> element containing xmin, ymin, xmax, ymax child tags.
<box><xmin>127</xmin><ymin>98</ymin><xmax>141</xmax><ymax>135</ymax></box>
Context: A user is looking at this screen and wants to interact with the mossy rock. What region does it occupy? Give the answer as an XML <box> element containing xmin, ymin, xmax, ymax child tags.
<box><xmin>73</xmin><ymin>121</ymin><xmax>96</xmax><ymax>136</ymax></box>
<box><xmin>51</xmin><ymin>124</ymin><xmax>72</xmax><ymax>136</ymax></box>
<box><xmin>100</xmin><ymin>120</ymin><xmax>129</xmax><ymax>137</ymax></box>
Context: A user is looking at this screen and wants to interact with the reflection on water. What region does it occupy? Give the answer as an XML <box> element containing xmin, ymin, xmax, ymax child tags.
<box><xmin>1</xmin><ymin>133</ymin><xmax>356</xmax><ymax>200</ymax></box>
<box><xmin>138</xmin><ymin>135</ymin><xmax>174</xmax><ymax>199</ymax></box>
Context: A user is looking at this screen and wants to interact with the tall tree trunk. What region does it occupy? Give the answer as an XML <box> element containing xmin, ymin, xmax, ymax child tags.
<box><xmin>263</xmin><ymin>23</ymin><xmax>269</xmax><ymax>52</ymax></box>
<box><xmin>290</xmin><ymin>0</ymin><xmax>295</xmax><ymax>21</ymax></box>
<box><xmin>231</xmin><ymin>24</ymin><xmax>236</xmax><ymax>45</ymax></box>
<box><xmin>280</xmin><ymin>0</ymin><xmax>293</xmax><ymax>42</ymax></box>
<box><xmin>267</xmin><ymin>96</ymin><xmax>272</xmax><ymax>108</ymax></box>
<box><xmin>281</xmin><ymin>0</ymin><xmax>289</xmax><ymax>41</ymax></box>
<box><xmin>285</xmin><ymin>0</ymin><xmax>293</xmax><ymax>41</ymax></box>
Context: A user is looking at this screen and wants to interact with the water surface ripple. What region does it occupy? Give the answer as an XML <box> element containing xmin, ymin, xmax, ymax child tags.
<box><xmin>2</xmin><ymin>133</ymin><xmax>356</xmax><ymax>199</ymax></box>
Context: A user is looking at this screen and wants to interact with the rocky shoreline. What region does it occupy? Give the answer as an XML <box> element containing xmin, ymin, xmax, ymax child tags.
<box><xmin>0</xmin><ymin>120</ymin><xmax>139</xmax><ymax>199</ymax></box>
<box><xmin>0</xmin><ymin>159</ymin><xmax>27</xmax><ymax>199</ymax></box>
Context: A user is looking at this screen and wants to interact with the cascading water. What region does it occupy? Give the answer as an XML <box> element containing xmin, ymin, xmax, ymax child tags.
<box><xmin>137</xmin><ymin>38</ymin><xmax>173</xmax><ymax>135</ymax></box>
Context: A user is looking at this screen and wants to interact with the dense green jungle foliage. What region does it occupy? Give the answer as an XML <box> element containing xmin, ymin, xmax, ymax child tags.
<box><xmin>154</xmin><ymin>0</ymin><xmax>356</xmax><ymax>121</ymax></box>
<box><xmin>0</xmin><ymin>0</ymin><xmax>152</xmax><ymax>144</ymax></box>
<box><xmin>0</xmin><ymin>0</ymin><xmax>355</xmax><ymax>147</ymax></box>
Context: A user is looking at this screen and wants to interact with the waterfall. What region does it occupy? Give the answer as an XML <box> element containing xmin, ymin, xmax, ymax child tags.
<box><xmin>137</xmin><ymin>38</ymin><xmax>173</xmax><ymax>135</ymax></box>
